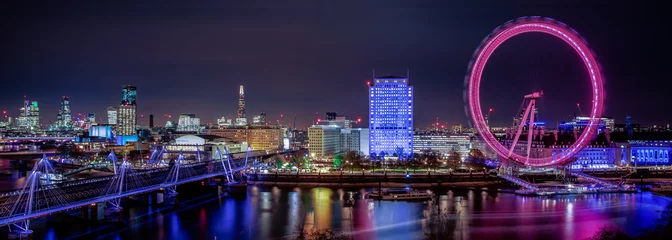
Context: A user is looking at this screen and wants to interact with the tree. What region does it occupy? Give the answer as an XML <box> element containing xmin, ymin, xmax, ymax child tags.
<box><xmin>446</xmin><ymin>150</ymin><xmax>461</xmax><ymax>169</ymax></box>
<box><xmin>333</xmin><ymin>154</ymin><xmax>344</xmax><ymax>168</ymax></box>
<box><xmin>302</xmin><ymin>157</ymin><xmax>311</xmax><ymax>169</ymax></box>
<box><xmin>467</xmin><ymin>148</ymin><xmax>487</xmax><ymax>170</ymax></box>
<box><xmin>586</xmin><ymin>225</ymin><xmax>631</xmax><ymax>240</ymax></box>
<box><xmin>273</xmin><ymin>154</ymin><xmax>285</xmax><ymax>169</ymax></box>
<box><xmin>394</xmin><ymin>147</ymin><xmax>405</xmax><ymax>160</ymax></box>
<box><xmin>57</xmin><ymin>143</ymin><xmax>86</xmax><ymax>158</ymax></box>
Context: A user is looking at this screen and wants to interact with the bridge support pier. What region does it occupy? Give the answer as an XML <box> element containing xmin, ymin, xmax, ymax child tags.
<box><xmin>80</xmin><ymin>203</ymin><xmax>105</xmax><ymax>221</ymax></box>
<box><xmin>8</xmin><ymin>221</ymin><xmax>33</xmax><ymax>240</ymax></box>
<box><xmin>146</xmin><ymin>191</ymin><xmax>164</xmax><ymax>205</ymax></box>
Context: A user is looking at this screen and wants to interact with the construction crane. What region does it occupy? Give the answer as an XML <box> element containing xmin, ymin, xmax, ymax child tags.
<box><xmin>576</xmin><ymin>103</ymin><xmax>583</xmax><ymax>116</ymax></box>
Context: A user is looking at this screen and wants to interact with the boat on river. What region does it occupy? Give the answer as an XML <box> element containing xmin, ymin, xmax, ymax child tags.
<box><xmin>368</xmin><ymin>188</ymin><xmax>433</xmax><ymax>200</ymax></box>
<box><xmin>651</xmin><ymin>182</ymin><xmax>672</xmax><ymax>193</ymax></box>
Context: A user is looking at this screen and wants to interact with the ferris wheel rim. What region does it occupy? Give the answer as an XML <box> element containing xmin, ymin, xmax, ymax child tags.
<box><xmin>465</xmin><ymin>17</ymin><xmax>605</xmax><ymax>167</ymax></box>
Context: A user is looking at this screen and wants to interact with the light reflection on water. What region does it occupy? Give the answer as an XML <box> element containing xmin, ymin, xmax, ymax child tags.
<box><xmin>28</xmin><ymin>186</ymin><xmax>672</xmax><ymax>240</ymax></box>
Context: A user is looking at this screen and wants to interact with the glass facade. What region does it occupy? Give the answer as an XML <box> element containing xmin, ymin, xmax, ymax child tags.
<box><xmin>121</xmin><ymin>85</ymin><xmax>137</xmax><ymax>105</ymax></box>
<box><xmin>369</xmin><ymin>77</ymin><xmax>413</xmax><ymax>157</ymax></box>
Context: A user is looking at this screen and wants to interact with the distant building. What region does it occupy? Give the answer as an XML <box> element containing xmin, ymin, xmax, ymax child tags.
<box><xmin>205</xmin><ymin>126</ymin><xmax>283</xmax><ymax>152</ymax></box>
<box><xmin>57</xmin><ymin>96</ymin><xmax>72</xmax><ymax>127</ymax></box>
<box><xmin>252</xmin><ymin>112</ymin><xmax>267</xmax><ymax>125</ymax></box>
<box><xmin>16</xmin><ymin>100</ymin><xmax>40</xmax><ymax>130</ymax></box>
<box><xmin>308</xmin><ymin>125</ymin><xmax>341</xmax><ymax>158</ymax></box>
<box><xmin>340</xmin><ymin>128</ymin><xmax>361</xmax><ymax>153</ymax></box>
<box><xmin>149</xmin><ymin>114</ymin><xmax>154</xmax><ymax>128</ymax></box>
<box><xmin>117</xmin><ymin>85</ymin><xmax>137</xmax><ymax>144</ymax></box>
<box><xmin>369</xmin><ymin>76</ymin><xmax>413</xmax><ymax>157</ymax></box>
<box><xmin>558</xmin><ymin>116</ymin><xmax>614</xmax><ymax>132</ymax></box>
<box><xmin>88</xmin><ymin>113</ymin><xmax>96</xmax><ymax>124</ymax></box>
<box><xmin>217</xmin><ymin>117</ymin><xmax>232</xmax><ymax>127</ymax></box>
<box><xmin>107</xmin><ymin>106</ymin><xmax>117</xmax><ymax>125</ymax></box>
<box><xmin>236</xmin><ymin>85</ymin><xmax>247</xmax><ymax>125</ymax></box>
<box><xmin>89</xmin><ymin>125</ymin><xmax>113</xmax><ymax>140</ymax></box>
<box><xmin>413</xmin><ymin>132</ymin><xmax>471</xmax><ymax>157</ymax></box>
<box><xmin>176</xmin><ymin>114</ymin><xmax>201</xmax><ymax>132</ymax></box>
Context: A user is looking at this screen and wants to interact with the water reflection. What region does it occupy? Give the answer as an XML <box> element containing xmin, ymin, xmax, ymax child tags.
<box><xmin>28</xmin><ymin>187</ymin><xmax>672</xmax><ymax>240</ymax></box>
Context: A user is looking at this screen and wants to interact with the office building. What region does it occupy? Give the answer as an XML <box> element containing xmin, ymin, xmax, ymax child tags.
<box><xmin>413</xmin><ymin>132</ymin><xmax>471</xmax><ymax>157</ymax></box>
<box><xmin>176</xmin><ymin>114</ymin><xmax>201</xmax><ymax>132</ymax></box>
<box><xmin>308</xmin><ymin>125</ymin><xmax>341</xmax><ymax>158</ymax></box>
<box><xmin>205</xmin><ymin>126</ymin><xmax>283</xmax><ymax>152</ymax></box>
<box><xmin>107</xmin><ymin>107</ymin><xmax>117</xmax><ymax>125</ymax></box>
<box><xmin>88</xmin><ymin>113</ymin><xmax>96</xmax><ymax>124</ymax></box>
<box><xmin>16</xmin><ymin>100</ymin><xmax>40</xmax><ymax>129</ymax></box>
<box><xmin>57</xmin><ymin>96</ymin><xmax>72</xmax><ymax>127</ymax></box>
<box><xmin>252</xmin><ymin>112</ymin><xmax>267</xmax><ymax>125</ymax></box>
<box><xmin>117</xmin><ymin>85</ymin><xmax>137</xmax><ymax>144</ymax></box>
<box><xmin>368</xmin><ymin>76</ymin><xmax>413</xmax><ymax>157</ymax></box>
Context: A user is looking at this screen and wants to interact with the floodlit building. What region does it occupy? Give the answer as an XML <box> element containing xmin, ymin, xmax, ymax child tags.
<box><xmin>205</xmin><ymin>126</ymin><xmax>283</xmax><ymax>152</ymax></box>
<box><xmin>56</xmin><ymin>96</ymin><xmax>72</xmax><ymax>127</ymax></box>
<box><xmin>117</xmin><ymin>85</ymin><xmax>137</xmax><ymax>144</ymax></box>
<box><xmin>368</xmin><ymin>76</ymin><xmax>413</xmax><ymax>157</ymax></box>
<box><xmin>16</xmin><ymin>100</ymin><xmax>40</xmax><ymax>130</ymax></box>
<box><xmin>176</xmin><ymin>114</ymin><xmax>201</xmax><ymax>132</ymax></box>
<box><xmin>308</xmin><ymin>125</ymin><xmax>341</xmax><ymax>158</ymax></box>
<box><xmin>413</xmin><ymin>132</ymin><xmax>472</xmax><ymax>157</ymax></box>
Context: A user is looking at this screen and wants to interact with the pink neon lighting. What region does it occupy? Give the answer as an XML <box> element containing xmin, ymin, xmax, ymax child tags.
<box><xmin>466</xmin><ymin>17</ymin><xmax>604</xmax><ymax>167</ymax></box>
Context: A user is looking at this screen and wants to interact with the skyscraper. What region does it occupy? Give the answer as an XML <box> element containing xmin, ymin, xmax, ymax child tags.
<box><xmin>107</xmin><ymin>106</ymin><xmax>117</xmax><ymax>125</ymax></box>
<box><xmin>149</xmin><ymin>114</ymin><xmax>154</xmax><ymax>128</ymax></box>
<box><xmin>368</xmin><ymin>76</ymin><xmax>413</xmax><ymax>158</ymax></box>
<box><xmin>236</xmin><ymin>85</ymin><xmax>247</xmax><ymax>126</ymax></box>
<box><xmin>117</xmin><ymin>85</ymin><xmax>137</xmax><ymax>137</ymax></box>
<box><xmin>16</xmin><ymin>99</ymin><xmax>40</xmax><ymax>129</ymax></box>
<box><xmin>57</xmin><ymin>96</ymin><xmax>72</xmax><ymax>127</ymax></box>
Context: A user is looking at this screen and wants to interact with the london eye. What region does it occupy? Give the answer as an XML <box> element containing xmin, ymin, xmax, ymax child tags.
<box><xmin>465</xmin><ymin>17</ymin><xmax>605</xmax><ymax>167</ymax></box>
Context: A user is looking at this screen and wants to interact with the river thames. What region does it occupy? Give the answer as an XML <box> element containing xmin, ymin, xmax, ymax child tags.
<box><xmin>21</xmin><ymin>185</ymin><xmax>671</xmax><ymax>240</ymax></box>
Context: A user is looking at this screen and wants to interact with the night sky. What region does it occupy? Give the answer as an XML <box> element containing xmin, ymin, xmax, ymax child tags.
<box><xmin>1</xmin><ymin>0</ymin><xmax>668</xmax><ymax>129</ymax></box>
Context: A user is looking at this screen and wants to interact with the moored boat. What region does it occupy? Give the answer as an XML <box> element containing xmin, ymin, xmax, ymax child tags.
<box><xmin>369</xmin><ymin>188</ymin><xmax>433</xmax><ymax>200</ymax></box>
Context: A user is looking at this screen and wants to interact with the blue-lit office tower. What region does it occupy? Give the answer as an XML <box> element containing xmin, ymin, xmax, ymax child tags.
<box><xmin>369</xmin><ymin>76</ymin><xmax>413</xmax><ymax>158</ymax></box>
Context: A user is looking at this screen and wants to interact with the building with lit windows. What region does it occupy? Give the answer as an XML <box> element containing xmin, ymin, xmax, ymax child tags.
<box><xmin>56</xmin><ymin>96</ymin><xmax>72</xmax><ymax>127</ymax></box>
<box><xmin>558</xmin><ymin>116</ymin><xmax>615</xmax><ymax>131</ymax></box>
<box><xmin>204</xmin><ymin>126</ymin><xmax>283</xmax><ymax>152</ymax></box>
<box><xmin>117</xmin><ymin>85</ymin><xmax>137</xmax><ymax>145</ymax></box>
<box><xmin>176</xmin><ymin>114</ymin><xmax>201</xmax><ymax>132</ymax></box>
<box><xmin>107</xmin><ymin>107</ymin><xmax>117</xmax><ymax>125</ymax></box>
<box><xmin>16</xmin><ymin>100</ymin><xmax>40</xmax><ymax>130</ymax></box>
<box><xmin>308</xmin><ymin>125</ymin><xmax>341</xmax><ymax>158</ymax></box>
<box><xmin>413</xmin><ymin>132</ymin><xmax>471</xmax><ymax>157</ymax></box>
<box><xmin>368</xmin><ymin>76</ymin><xmax>413</xmax><ymax>158</ymax></box>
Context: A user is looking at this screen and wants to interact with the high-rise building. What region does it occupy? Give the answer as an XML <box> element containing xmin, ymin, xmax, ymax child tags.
<box><xmin>149</xmin><ymin>114</ymin><xmax>154</xmax><ymax>128</ymax></box>
<box><xmin>88</xmin><ymin>113</ymin><xmax>96</xmax><ymax>124</ymax></box>
<box><xmin>16</xmin><ymin>100</ymin><xmax>40</xmax><ymax>129</ymax></box>
<box><xmin>57</xmin><ymin>96</ymin><xmax>72</xmax><ymax>127</ymax></box>
<box><xmin>236</xmin><ymin>85</ymin><xmax>247</xmax><ymax>126</ymax></box>
<box><xmin>176</xmin><ymin>113</ymin><xmax>201</xmax><ymax>132</ymax></box>
<box><xmin>368</xmin><ymin>76</ymin><xmax>414</xmax><ymax>158</ymax></box>
<box><xmin>117</xmin><ymin>85</ymin><xmax>137</xmax><ymax>137</ymax></box>
<box><xmin>252</xmin><ymin>112</ymin><xmax>267</xmax><ymax>125</ymax></box>
<box><xmin>107</xmin><ymin>106</ymin><xmax>117</xmax><ymax>125</ymax></box>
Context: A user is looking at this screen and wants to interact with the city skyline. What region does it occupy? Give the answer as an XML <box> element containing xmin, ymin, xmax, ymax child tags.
<box><xmin>1</xmin><ymin>1</ymin><xmax>669</xmax><ymax>129</ymax></box>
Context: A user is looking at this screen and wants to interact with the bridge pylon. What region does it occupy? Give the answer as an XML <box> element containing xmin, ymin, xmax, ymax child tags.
<box><xmin>5</xmin><ymin>155</ymin><xmax>71</xmax><ymax>236</ymax></box>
